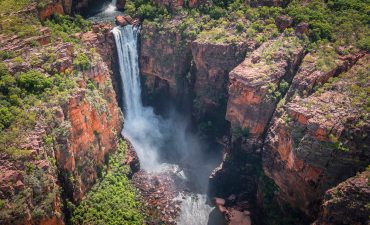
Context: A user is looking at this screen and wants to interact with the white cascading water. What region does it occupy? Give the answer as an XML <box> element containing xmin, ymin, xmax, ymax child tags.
<box><xmin>105</xmin><ymin>0</ymin><xmax>117</xmax><ymax>13</ymax></box>
<box><xmin>112</xmin><ymin>25</ymin><xmax>163</xmax><ymax>171</ymax></box>
<box><xmin>112</xmin><ymin>25</ymin><xmax>221</xmax><ymax>225</ymax></box>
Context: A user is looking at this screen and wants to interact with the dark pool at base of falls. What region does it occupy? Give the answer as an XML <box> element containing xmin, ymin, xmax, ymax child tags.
<box><xmin>84</xmin><ymin>2</ymin><xmax>122</xmax><ymax>23</ymax></box>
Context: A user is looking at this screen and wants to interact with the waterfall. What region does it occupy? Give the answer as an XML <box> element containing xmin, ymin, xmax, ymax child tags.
<box><xmin>112</xmin><ymin>25</ymin><xmax>166</xmax><ymax>171</ymax></box>
<box><xmin>105</xmin><ymin>0</ymin><xmax>117</xmax><ymax>13</ymax></box>
<box><xmin>112</xmin><ymin>25</ymin><xmax>222</xmax><ymax>225</ymax></box>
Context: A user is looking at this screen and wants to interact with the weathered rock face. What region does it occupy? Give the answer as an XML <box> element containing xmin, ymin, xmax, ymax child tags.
<box><xmin>226</xmin><ymin>34</ymin><xmax>304</xmax><ymax>151</ymax></box>
<box><xmin>0</xmin><ymin>124</ymin><xmax>64</xmax><ymax>225</ymax></box>
<box><xmin>0</xmin><ymin>19</ymin><xmax>122</xmax><ymax>224</ymax></box>
<box><xmin>140</xmin><ymin>22</ymin><xmax>193</xmax><ymax>103</ymax></box>
<box><xmin>191</xmin><ymin>40</ymin><xmax>253</xmax><ymax>125</ymax></box>
<box><xmin>313</xmin><ymin>170</ymin><xmax>370</xmax><ymax>225</ymax></box>
<box><xmin>275</xmin><ymin>15</ymin><xmax>293</xmax><ymax>32</ymax></box>
<box><xmin>38</xmin><ymin>0</ymin><xmax>65</xmax><ymax>20</ymax></box>
<box><xmin>262</xmin><ymin>55</ymin><xmax>370</xmax><ymax>218</ymax></box>
<box><xmin>54</xmin><ymin>32</ymin><xmax>122</xmax><ymax>203</ymax></box>
<box><xmin>81</xmin><ymin>24</ymin><xmax>115</xmax><ymax>64</ymax></box>
<box><xmin>286</xmin><ymin>45</ymin><xmax>365</xmax><ymax>102</ymax></box>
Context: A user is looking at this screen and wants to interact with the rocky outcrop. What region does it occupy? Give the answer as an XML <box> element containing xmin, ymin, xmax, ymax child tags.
<box><xmin>191</xmin><ymin>40</ymin><xmax>254</xmax><ymax>124</ymax></box>
<box><xmin>0</xmin><ymin>124</ymin><xmax>64</xmax><ymax>225</ymax></box>
<box><xmin>0</xmin><ymin>19</ymin><xmax>123</xmax><ymax>224</ymax></box>
<box><xmin>275</xmin><ymin>15</ymin><xmax>293</xmax><ymax>32</ymax></box>
<box><xmin>313</xmin><ymin>170</ymin><xmax>370</xmax><ymax>225</ymax></box>
<box><xmin>54</xmin><ymin>34</ymin><xmax>122</xmax><ymax>203</ymax></box>
<box><xmin>286</xmin><ymin>46</ymin><xmax>365</xmax><ymax>102</ymax></box>
<box><xmin>226</xmin><ymin>34</ymin><xmax>304</xmax><ymax>151</ymax></box>
<box><xmin>262</xmin><ymin>55</ymin><xmax>370</xmax><ymax>218</ymax></box>
<box><xmin>140</xmin><ymin>21</ymin><xmax>193</xmax><ymax>101</ymax></box>
<box><xmin>80</xmin><ymin>24</ymin><xmax>115</xmax><ymax>64</ymax></box>
<box><xmin>38</xmin><ymin>0</ymin><xmax>65</xmax><ymax>20</ymax></box>
<box><xmin>214</xmin><ymin>198</ymin><xmax>251</xmax><ymax>225</ymax></box>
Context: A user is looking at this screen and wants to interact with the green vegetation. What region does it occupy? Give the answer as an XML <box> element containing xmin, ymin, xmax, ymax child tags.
<box><xmin>43</xmin><ymin>14</ymin><xmax>92</xmax><ymax>43</ymax></box>
<box><xmin>259</xmin><ymin>174</ymin><xmax>300</xmax><ymax>225</ymax></box>
<box><xmin>73</xmin><ymin>52</ymin><xmax>91</xmax><ymax>71</ymax></box>
<box><xmin>266</xmin><ymin>79</ymin><xmax>290</xmax><ymax>102</ymax></box>
<box><xmin>17</xmin><ymin>70</ymin><xmax>52</xmax><ymax>94</ymax></box>
<box><xmin>232</xmin><ymin>125</ymin><xmax>250</xmax><ymax>141</ymax></box>
<box><xmin>0</xmin><ymin>166</ymin><xmax>60</xmax><ymax>223</ymax></box>
<box><xmin>124</xmin><ymin>0</ymin><xmax>169</xmax><ymax>20</ymax></box>
<box><xmin>286</xmin><ymin>0</ymin><xmax>369</xmax><ymax>50</ymax></box>
<box><xmin>0</xmin><ymin>61</ymin><xmax>76</xmax><ymax>154</ymax></box>
<box><xmin>71</xmin><ymin>140</ymin><xmax>144</xmax><ymax>225</ymax></box>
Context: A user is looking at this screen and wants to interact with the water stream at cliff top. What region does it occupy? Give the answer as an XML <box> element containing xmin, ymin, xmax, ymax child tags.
<box><xmin>112</xmin><ymin>25</ymin><xmax>224</xmax><ymax>224</ymax></box>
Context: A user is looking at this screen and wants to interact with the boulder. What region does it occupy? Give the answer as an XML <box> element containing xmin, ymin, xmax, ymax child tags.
<box><xmin>115</xmin><ymin>15</ymin><xmax>128</xmax><ymax>26</ymax></box>
<box><xmin>295</xmin><ymin>22</ymin><xmax>309</xmax><ymax>36</ymax></box>
<box><xmin>275</xmin><ymin>15</ymin><xmax>293</xmax><ymax>32</ymax></box>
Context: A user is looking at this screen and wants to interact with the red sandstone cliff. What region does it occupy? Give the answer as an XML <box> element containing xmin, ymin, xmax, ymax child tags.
<box><xmin>0</xmin><ymin>20</ymin><xmax>122</xmax><ymax>224</ymax></box>
<box><xmin>226</xmin><ymin>34</ymin><xmax>304</xmax><ymax>151</ymax></box>
<box><xmin>262</xmin><ymin>55</ymin><xmax>370</xmax><ymax>218</ymax></box>
<box><xmin>140</xmin><ymin>21</ymin><xmax>193</xmax><ymax>99</ymax></box>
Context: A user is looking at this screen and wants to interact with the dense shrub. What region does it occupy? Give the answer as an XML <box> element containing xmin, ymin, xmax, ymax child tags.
<box><xmin>43</xmin><ymin>14</ymin><xmax>91</xmax><ymax>42</ymax></box>
<box><xmin>124</xmin><ymin>0</ymin><xmax>168</xmax><ymax>20</ymax></box>
<box><xmin>286</xmin><ymin>0</ymin><xmax>368</xmax><ymax>46</ymax></box>
<box><xmin>208</xmin><ymin>6</ymin><xmax>226</xmax><ymax>19</ymax></box>
<box><xmin>73</xmin><ymin>53</ymin><xmax>91</xmax><ymax>71</ymax></box>
<box><xmin>0</xmin><ymin>107</ymin><xmax>14</xmax><ymax>131</ymax></box>
<box><xmin>17</xmin><ymin>70</ymin><xmax>52</xmax><ymax>94</ymax></box>
<box><xmin>71</xmin><ymin>140</ymin><xmax>144</xmax><ymax>225</ymax></box>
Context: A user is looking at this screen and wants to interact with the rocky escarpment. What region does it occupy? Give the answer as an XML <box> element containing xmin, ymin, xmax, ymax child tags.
<box><xmin>286</xmin><ymin>44</ymin><xmax>365</xmax><ymax>102</ymax></box>
<box><xmin>55</xmin><ymin>55</ymin><xmax>122</xmax><ymax>203</ymax></box>
<box><xmin>313</xmin><ymin>169</ymin><xmax>370</xmax><ymax>225</ymax></box>
<box><xmin>226</xmin><ymin>34</ymin><xmax>304</xmax><ymax>151</ymax></box>
<box><xmin>0</xmin><ymin>12</ymin><xmax>122</xmax><ymax>224</ymax></box>
<box><xmin>263</xmin><ymin>55</ymin><xmax>369</xmax><ymax>218</ymax></box>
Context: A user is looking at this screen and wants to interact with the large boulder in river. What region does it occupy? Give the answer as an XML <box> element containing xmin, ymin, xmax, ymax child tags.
<box><xmin>115</xmin><ymin>15</ymin><xmax>134</xmax><ymax>27</ymax></box>
<box><xmin>115</xmin><ymin>15</ymin><xmax>128</xmax><ymax>26</ymax></box>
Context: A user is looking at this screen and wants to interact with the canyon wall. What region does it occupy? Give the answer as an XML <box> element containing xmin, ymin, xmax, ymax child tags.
<box><xmin>0</xmin><ymin>18</ymin><xmax>122</xmax><ymax>224</ymax></box>
<box><xmin>140</xmin><ymin>22</ymin><xmax>193</xmax><ymax>103</ymax></box>
<box><xmin>263</xmin><ymin>55</ymin><xmax>369</xmax><ymax>218</ymax></box>
<box><xmin>138</xmin><ymin>13</ymin><xmax>369</xmax><ymax>223</ymax></box>
<box><xmin>226</xmin><ymin>34</ymin><xmax>304</xmax><ymax>151</ymax></box>
<box><xmin>191</xmin><ymin>40</ymin><xmax>252</xmax><ymax>126</ymax></box>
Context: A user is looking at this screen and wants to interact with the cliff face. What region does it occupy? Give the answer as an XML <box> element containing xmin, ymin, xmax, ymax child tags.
<box><xmin>139</xmin><ymin>22</ymin><xmax>193</xmax><ymax>104</ymax></box>
<box><xmin>56</xmin><ymin>60</ymin><xmax>122</xmax><ymax>202</ymax></box>
<box><xmin>286</xmin><ymin>45</ymin><xmax>365</xmax><ymax>102</ymax></box>
<box><xmin>191</xmin><ymin>40</ymin><xmax>253</xmax><ymax>124</ymax></box>
<box><xmin>313</xmin><ymin>170</ymin><xmax>370</xmax><ymax>225</ymax></box>
<box><xmin>226</xmin><ymin>34</ymin><xmax>304</xmax><ymax>151</ymax></box>
<box><xmin>263</xmin><ymin>55</ymin><xmax>369</xmax><ymax>218</ymax></box>
<box><xmin>0</xmin><ymin>14</ymin><xmax>122</xmax><ymax>224</ymax></box>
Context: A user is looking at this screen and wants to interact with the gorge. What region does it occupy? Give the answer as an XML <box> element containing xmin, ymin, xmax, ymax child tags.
<box><xmin>0</xmin><ymin>0</ymin><xmax>369</xmax><ymax>225</ymax></box>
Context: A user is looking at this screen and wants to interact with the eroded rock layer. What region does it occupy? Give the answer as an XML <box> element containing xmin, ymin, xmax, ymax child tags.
<box><xmin>263</xmin><ymin>55</ymin><xmax>370</xmax><ymax>217</ymax></box>
<box><xmin>226</xmin><ymin>34</ymin><xmax>304</xmax><ymax>151</ymax></box>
